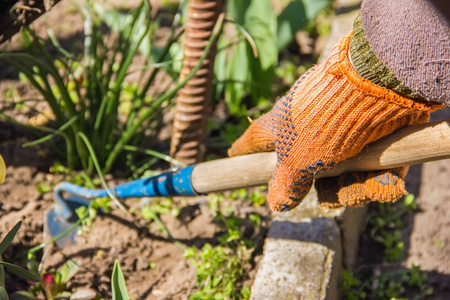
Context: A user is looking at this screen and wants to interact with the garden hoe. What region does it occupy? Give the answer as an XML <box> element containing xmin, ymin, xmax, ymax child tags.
<box><xmin>44</xmin><ymin>120</ymin><xmax>450</xmax><ymax>247</ymax></box>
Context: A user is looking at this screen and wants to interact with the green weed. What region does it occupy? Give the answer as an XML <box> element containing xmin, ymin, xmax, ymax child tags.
<box><xmin>184</xmin><ymin>243</ymin><xmax>251</xmax><ymax>300</ymax></box>
<box><xmin>341</xmin><ymin>266</ymin><xmax>433</xmax><ymax>300</ymax></box>
<box><xmin>369</xmin><ymin>194</ymin><xmax>416</xmax><ymax>262</ymax></box>
<box><xmin>229</xmin><ymin>187</ymin><xmax>267</xmax><ymax>207</ymax></box>
<box><xmin>133</xmin><ymin>197</ymin><xmax>185</xmax><ymax>249</ymax></box>
<box><xmin>75</xmin><ymin>197</ymin><xmax>113</xmax><ymax>235</ymax></box>
<box><xmin>23</xmin><ymin>258</ymin><xmax>99</xmax><ymax>300</ymax></box>
<box><xmin>184</xmin><ymin>190</ymin><xmax>266</xmax><ymax>299</ymax></box>
<box><xmin>35</xmin><ymin>161</ymin><xmax>101</xmax><ymax>196</ymax></box>
<box><xmin>341</xmin><ymin>195</ymin><xmax>434</xmax><ymax>299</ymax></box>
<box><xmin>141</xmin><ymin>197</ymin><xmax>181</xmax><ymax>221</ymax></box>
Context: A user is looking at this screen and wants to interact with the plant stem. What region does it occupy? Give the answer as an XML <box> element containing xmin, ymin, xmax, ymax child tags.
<box><xmin>123</xmin><ymin>145</ymin><xmax>187</xmax><ymax>167</ymax></box>
<box><xmin>77</xmin><ymin>132</ymin><xmax>127</xmax><ymax>213</ymax></box>
<box><xmin>147</xmin><ymin>210</ymin><xmax>185</xmax><ymax>250</ymax></box>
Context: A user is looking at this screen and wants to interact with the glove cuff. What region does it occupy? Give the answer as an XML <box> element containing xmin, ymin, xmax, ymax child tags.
<box><xmin>339</xmin><ymin>32</ymin><xmax>444</xmax><ymax>111</ymax></box>
<box><xmin>349</xmin><ymin>14</ymin><xmax>426</xmax><ymax>101</ymax></box>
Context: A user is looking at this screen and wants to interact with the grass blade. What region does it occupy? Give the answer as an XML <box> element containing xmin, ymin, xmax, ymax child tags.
<box><xmin>0</xmin><ymin>257</ymin><xmax>3</xmax><ymax>289</ymax></box>
<box><xmin>0</xmin><ymin>221</ymin><xmax>22</xmax><ymax>256</ymax></box>
<box><xmin>47</xmin><ymin>28</ymin><xmax>75</xmax><ymax>59</ymax></box>
<box><xmin>226</xmin><ymin>19</ymin><xmax>258</xmax><ymax>57</ymax></box>
<box><xmin>0</xmin><ymin>285</ymin><xmax>8</xmax><ymax>300</ymax></box>
<box><xmin>23</xmin><ymin>27</ymin><xmax>79</xmax><ymax>121</ymax></box>
<box><xmin>123</xmin><ymin>145</ymin><xmax>187</xmax><ymax>167</ymax></box>
<box><xmin>0</xmin><ymin>262</ymin><xmax>40</xmax><ymax>282</ymax></box>
<box><xmin>77</xmin><ymin>132</ymin><xmax>127</xmax><ymax>213</ymax></box>
<box><xmin>23</xmin><ymin>116</ymin><xmax>78</xmax><ymax>147</ymax></box>
<box><xmin>0</xmin><ymin>53</ymin><xmax>70</xmax><ymax>126</ymax></box>
<box><xmin>0</xmin><ymin>112</ymin><xmax>76</xmax><ymax>168</ymax></box>
<box><xmin>111</xmin><ymin>261</ymin><xmax>129</xmax><ymax>300</ymax></box>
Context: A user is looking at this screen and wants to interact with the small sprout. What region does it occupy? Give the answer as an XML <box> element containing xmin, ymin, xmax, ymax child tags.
<box><xmin>435</xmin><ymin>239</ymin><xmax>445</xmax><ymax>248</ymax></box>
<box><xmin>404</xmin><ymin>194</ymin><xmax>417</xmax><ymax>209</ymax></box>
<box><xmin>36</xmin><ymin>181</ymin><xmax>53</xmax><ymax>194</ymax></box>
<box><xmin>249</xmin><ymin>213</ymin><xmax>261</xmax><ymax>227</ymax></box>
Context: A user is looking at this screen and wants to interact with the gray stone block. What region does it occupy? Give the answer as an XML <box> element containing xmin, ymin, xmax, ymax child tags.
<box><xmin>251</xmin><ymin>218</ymin><xmax>342</xmax><ymax>300</ymax></box>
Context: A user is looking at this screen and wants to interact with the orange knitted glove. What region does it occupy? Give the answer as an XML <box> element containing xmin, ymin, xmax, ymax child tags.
<box><xmin>228</xmin><ymin>33</ymin><xmax>442</xmax><ymax>212</ymax></box>
<box><xmin>315</xmin><ymin>168</ymin><xmax>409</xmax><ymax>209</ymax></box>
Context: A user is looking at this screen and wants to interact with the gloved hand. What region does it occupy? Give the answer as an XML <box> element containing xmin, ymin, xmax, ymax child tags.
<box><xmin>315</xmin><ymin>168</ymin><xmax>410</xmax><ymax>209</ymax></box>
<box><xmin>228</xmin><ymin>33</ymin><xmax>442</xmax><ymax>212</ymax></box>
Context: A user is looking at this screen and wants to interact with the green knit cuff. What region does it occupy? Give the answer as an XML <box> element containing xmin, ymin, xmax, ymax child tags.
<box><xmin>349</xmin><ymin>14</ymin><xmax>425</xmax><ymax>101</ymax></box>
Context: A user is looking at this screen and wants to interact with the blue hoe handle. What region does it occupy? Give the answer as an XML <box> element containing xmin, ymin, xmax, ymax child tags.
<box><xmin>53</xmin><ymin>165</ymin><xmax>198</xmax><ymax>219</ymax></box>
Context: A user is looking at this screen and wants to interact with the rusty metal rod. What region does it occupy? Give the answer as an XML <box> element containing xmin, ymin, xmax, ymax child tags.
<box><xmin>170</xmin><ymin>0</ymin><xmax>224</xmax><ymax>165</ymax></box>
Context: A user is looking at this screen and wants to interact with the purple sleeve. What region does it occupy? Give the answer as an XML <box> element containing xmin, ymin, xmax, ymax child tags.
<box><xmin>361</xmin><ymin>0</ymin><xmax>450</xmax><ymax>104</ymax></box>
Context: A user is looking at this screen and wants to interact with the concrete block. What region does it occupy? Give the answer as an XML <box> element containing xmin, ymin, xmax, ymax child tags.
<box><xmin>251</xmin><ymin>190</ymin><xmax>342</xmax><ymax>300</ymax></box>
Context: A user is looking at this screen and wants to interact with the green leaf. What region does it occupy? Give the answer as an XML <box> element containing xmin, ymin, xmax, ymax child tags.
<box><xmin>93</xmin><ymin>2</ymin><xmax>152</xmax><ymax>57</ymax></box>
<box><xmin>183</xmin><ymin>247</ymin><xmax>197</xmax><ymax>258</ymax></box>
<box><xmin>238</xmin><ymin>0</ymin><xmax>277</xmax><ymax>69</ymax></box>
<box><xmin>212</xmin><ymin>276</ymin><xmax>222</xmax><ymax>287</ymax></box>
<box><xmin>0</xmin><ymin>257</ymin><xmax>4</xmax><ymax>288</ymax></box>
<box><xmin>213</xmin><ymin>37</ymin><xmax>227</xmax><ymax>98</ymax></box>
<box><xmin>240</xmin><ymin>285</ymin><xmax>251</xmax><ymax>299</ymax></box>
<box><xmin>67</xmin><ymin>288</ymin><xmax>97</xmax><ymax>300</ymax></box>
<box><xmin>26</xmin><ymin>259</ymin><xmax>39</xmax><ymax>277</ymax></box>
<box><xmin>247</xmin><ymin>20</ymin><xmax>277</xmax><ymax>72</ymax></box>
<box><xmin>229</xmin><ymin>0</ymin><xmax>277</xmax><ymax>70</ymax></box>
<box><xmin>0</xmin><ymin>285</ymin><xmax>8</xmax><ymax>300</ymax></box>
<box><xmin>225</xmin><ymin>40</ymin><xmax>249</xmax><ymax>114</ymax></box>
<box><xmin>0</xmin><ymin>221</ymin><xmax>22</xmax><ymax>256</ymax></box>
<box><xmin>111</xmin><ymin>261</ymin><xmax>129</xmax><ymax>300</ymax></box>
<box><xmin>277</xmin><ymin>0</ymin><xmax>332</xmax><ymax>50</ymax></box>
<box><xmin>168</xmin><ymin>42</ymin><xmax>183</xmax><ymax>74</ymax></box>
<box><xmin>0</xmin><ymin>262</ymin><xmax>40</xmax><ymax>282</ymax></box>
<box><xmin>404</xmin><ymin>194</ymin><xmax>415</xmax><ymax>206</ymax></box>
<box><xmin>224</xmin><ymin>0</ymin><xmax>278</xmax><ymax>108</ymax></box>
<box><xmin>53</xmin><ymin>291</ymin><xmax>71</xmax><ymax>299</ymax></box>
<box><xmin>59</xmin><ymin>258</ymin><xmax>81</xmax><ymax>284</ymax></box>
<box><xmin>9</xmin><ymin>291</ymin><xmax>37</xmax><ymax>300</ymax></box>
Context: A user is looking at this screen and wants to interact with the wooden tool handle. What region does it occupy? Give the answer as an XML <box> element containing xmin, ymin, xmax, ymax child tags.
<box><xmin>191</xmin><ymin>120</ymin><xmax>450</xmax><ymax>194</ymax></box>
